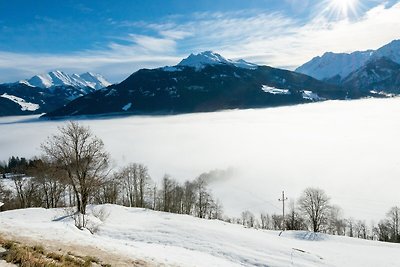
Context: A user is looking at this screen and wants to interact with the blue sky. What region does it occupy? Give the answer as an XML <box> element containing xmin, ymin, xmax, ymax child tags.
<box><xmin>0</xmin><ymin>0</ymin><xmax>399</xmax><ymax>83</ymax></box>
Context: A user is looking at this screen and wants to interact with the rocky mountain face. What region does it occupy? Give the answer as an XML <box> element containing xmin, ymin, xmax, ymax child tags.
<box><xmin>341</xmin><ymin>57</ymin><xmax>400</xmax><ymax>94</ymax></box>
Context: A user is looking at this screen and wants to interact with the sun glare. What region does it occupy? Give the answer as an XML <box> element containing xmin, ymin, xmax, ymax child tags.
<box><xmin>326</xmin><ymin>0</ymin><xmax>360</xmax><ymax>18</ymax></box>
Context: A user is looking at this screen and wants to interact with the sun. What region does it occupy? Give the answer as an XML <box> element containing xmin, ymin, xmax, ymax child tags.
<box><xmin>328</xmin><ymin>0</ymin><xmax>360</xmax><ymax>18</ymax></box>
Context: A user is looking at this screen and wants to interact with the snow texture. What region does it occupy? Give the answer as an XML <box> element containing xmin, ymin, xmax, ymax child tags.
<box><xmin>296</xmin><ymin>51</ymin><xmax>372</xmax><ymax>81</ymax></box>
<box><xmin>122</xmin><ymin>103</ymin><xmax>132</xmax><ymax>111</ymax></box>
<box><xmin>296</xmin><ymin>39</ymin><xmax>400</xmax><ymax>80</ymax></box>
<box><xmin>176</xmin><ymin>51</ymin><xmax>258</xmax><ymax>70</ymax></box>
<box><xmin>0</xmin><ymin>205</ymin><xmax>399</xmax><ymax>267</ymax></box>
<box><xmin>22</xmin><ymin>70</ymin><xmax>111</xmax><ymax>89</ymax></box>
<box><xmin>261</xmin><ymin>85</ymin><xmax>291</xmax><ymax>95</ymax></box>
<box><xmin>302</xmin><ymin>90</ymin><xmax>323</xmax><ymax>101</ymax></box>
<box><xmin>0</xmin><ymin>93</ymin><xmax>40</xmax><ymax>111</ymax></box>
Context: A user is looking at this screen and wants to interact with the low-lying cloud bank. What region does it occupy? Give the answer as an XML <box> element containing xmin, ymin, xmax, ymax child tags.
<box><xmin>1</xmin><ymin>98</ymin><xmax>400</xmax><ymax>221</ymax></box>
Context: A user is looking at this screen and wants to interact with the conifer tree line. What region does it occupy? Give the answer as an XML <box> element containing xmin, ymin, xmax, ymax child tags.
<box><xmin>0</xmin><ymin>122</ymin><xmax>399</xmax><ymax>243</ymax></box>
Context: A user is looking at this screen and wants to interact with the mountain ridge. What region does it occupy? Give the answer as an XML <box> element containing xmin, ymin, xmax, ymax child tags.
<box><xmin>296</xmin><ymin>39</ymin><xmax>400</xmax><ymax>81</ymax></box>
<box><xmin>20</xmin><ymin>70</ymin><xmax>111</xmax><ymax>90</ymax></box>
<box><xmin>0</xmin><ymin>71</ymin><xmax>111</xmax><ymax>116</ymax></box>
<box><xmin>43</xmin><ymin>52</ymin><xmax>358</xmax><ymax>118</ymax></box>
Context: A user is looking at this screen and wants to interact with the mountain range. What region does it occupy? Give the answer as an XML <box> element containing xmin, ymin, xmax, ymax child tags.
<box><xmin>0</xmin><ymin>71</ymin><xmax>110</xmax><ymax>116</ymax></box>
<box><xmin>43</xmin><ymin>51</ymin><xmax>361</xmax><ymax>118</ymax></box>
<box><xmin>21</xmin><ymin>70</ymin><xmax>110</xmax><ymax>90</ymax></box>
<box><xmin>2</xmin><ymin>39</ymin><xmax>400</xmax><ymax>118</ymax></box>
<box><xmin>296</xmin><ymin>39</ymin><xmax>400</xmax><ymax>91</ymax></box>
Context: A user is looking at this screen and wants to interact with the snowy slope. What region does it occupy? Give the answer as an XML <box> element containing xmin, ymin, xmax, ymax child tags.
<box><xmin>341</xmin><ymin>57</ymin><xmax>400</xmax><ymax>93</ymax></box>
<box><xmin>375</xmin><ymin>39</ymin><xmax>400</xmax><ymax>64</ymax></box>
<box><xmin>0</xmin><ymin>205</ymin><xmax>399</xmax><ymax>267</ymax></box>
<box><xmin>176</xmin><ymin>51</ymin><xmax>258</xmax><ymax>70</ymax></box>
<box><xmin>296</xmin><ymin>51</ymin><xmax>372</xmax><ymax>81</ymax></box>
<box><xmin>296</xmin><ymin>39</ymin><xmax>400</xmax><ymax>81</ymax></box>
<box><xmin>0</xmin><ymin>93</ymin><xmax>40</xmax><ymax>111</ymax></box>
<box><xmin>23</xmin><ymin>70</ymin><xmax>111</xmax><ymax>90</ymax></box>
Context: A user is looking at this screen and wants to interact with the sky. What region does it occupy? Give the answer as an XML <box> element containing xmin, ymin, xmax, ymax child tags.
<box><xmin>0</xmin><ymin>0</ymin><xmax>399</xmax><ymax>83</ymax></box>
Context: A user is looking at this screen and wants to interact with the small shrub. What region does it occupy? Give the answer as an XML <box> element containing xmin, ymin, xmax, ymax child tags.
<box><xmin>33</xmin><ymin>244</ymin><xmax>45</xmax><ymax>254</ymax></box>
<box><xmin>47</xmin><ymin>252</ymin><xmax>63</xmax><ymax>261</ymax></box>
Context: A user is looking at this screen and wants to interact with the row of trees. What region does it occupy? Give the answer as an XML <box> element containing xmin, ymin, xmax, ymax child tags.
<box><xmin>229</xmin><ymin>188</ymin><xmax>400</xmax><ymax>243</ymax></box>
<box><xmin>1</xmin><ymin>122</ymin><xmax>399</xmax><ymax>244</ymax></box>
<box><xmin>0</xmin><ymin>122</ymin><xmax>222</xmax><ymax>221</ymax></box>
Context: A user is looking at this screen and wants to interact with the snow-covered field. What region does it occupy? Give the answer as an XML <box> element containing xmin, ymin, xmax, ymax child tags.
<box><xmin>1</xmin><ymin>98</ymin><xmax>400</xmax><ymax>222</ymax></box>
<box><xmin>0</xmin><ymin>204</ymin><xmax>399</xmax><ymax>267</ymax></box>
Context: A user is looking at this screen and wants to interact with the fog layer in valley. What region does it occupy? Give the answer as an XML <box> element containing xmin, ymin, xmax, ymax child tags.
<box><xmin>1</xmin><ymin>98</ymin><xmax>400</xmax><ymax>222</ymax></box>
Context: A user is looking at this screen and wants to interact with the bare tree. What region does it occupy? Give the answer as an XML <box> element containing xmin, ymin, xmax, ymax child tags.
<box><xmin>286</xmin><ymin>200</ymin><xmax>306</xmax><ymax>231</ymax></box>
<box><xmin>183</xmin><ymin>181</ymin><xmax>196</xmax><ymax>215</ymax></box>
<box><xmin>241</xmin><ymin>210</ymin><xmax>255</xmax><ymax>228</ymax></box>
<box><xmin>161</xmin><ymin>174</ymin><xmax>174</xmax><ymax>212</ymax></box>
<box><xmin>195</xmin><ymin>174</ymin><xmax>209</xmax><ymax>218</ymax></box>
<box><xmin>387</xmin><ymin>206</ymin><xmax>400</xmax><ymax>242</ymax></box>
<box><xmin>271</xmin><ymin>214</ymin><xmax>283</xmax><ymax>230</ymax></box>
<box><xmin>28</xmin><ymin>158</ymin><xmax>66</xmax><ymax>208</ymax></box>
<box><xmin>260</xmin><ymin>213</ymin><xmax>272</xmax><ymax>229</ymax></box>
<box><xmin>298</xmin><ymin>187</ymin><xmax>330</xmax><ymax>232</ymax></box>
<box><xmin>41</xmin><ymin>121</ymin><xmax>110</xmax><ymax>215</ymax></box>
<box><xmin>325</xmin><ymin>205</ymin><xmax>346</xmax><ymax>235</ymax></box>
<box><xmin>117</xmin><ymin>163</ymin><xmax>150</xmax><ymax>208</ymax></box>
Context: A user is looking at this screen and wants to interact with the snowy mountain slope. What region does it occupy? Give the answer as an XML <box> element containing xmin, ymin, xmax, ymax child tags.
<box><xmin>176</xmin><ymin>51</ymin><xmax>258</xmax><ymax>70</ymax></box>
<box><xmin>342</xmin><ymin>57</ymin><xmax>400</xmax><ymax>93</ymax></box>
<box><xmin>44</xmin><ymin>52</ymin><xmax>351</xmax><ymax>117</ymax></box>
<box><xmin>0</xmin><ymin>204</ymin><xmax>399</xmax><ymax>267</ymax></box>
<box><xmin>296</xmin><ymin>39</ymin><xmax>400</xmax><ymax>81</ymax></box>
<box><xmin>24</xmin><ymin>70</ymin><xmax>111</xmax><ymax>90</ymax></box>
<box><xmin>0</xmin><ymin>93</ymin><xmax>39</xmax><ymax>111</ymax></box>
<box><xmin>295</xmin><ymin>51</ymin><xmax>373</xmax><ymax>81</ymax></box>
<box><xmin>0</xmin><ymin>71</ymin><xmax>111</xmax><ymax>116</ymax></box>
<box><xmin>375</xmin><ymin>39</ymin><xmax>400</xmax><ymax>64</ymax></box>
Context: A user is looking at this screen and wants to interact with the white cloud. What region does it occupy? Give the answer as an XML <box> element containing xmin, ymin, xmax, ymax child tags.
<box><xmin>0</xmin><ymin>2</ymin><xmax>399</xmax><ymax>83</ymax></box>
<box><xmin>148</xmin><ymin>2</ymin><xmax>400</xmax><ymax>69</ymax></box>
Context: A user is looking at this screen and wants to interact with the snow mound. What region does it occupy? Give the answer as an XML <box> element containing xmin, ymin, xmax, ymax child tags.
<box><xmin>0</xmin><ymin>93</ymin><xmax>40</xmax><ymax>111</ymax></box>
<box><xmin>1</xmin><ymin>204</ymin><xmax>399</xmax><ymax>267</ymax></box>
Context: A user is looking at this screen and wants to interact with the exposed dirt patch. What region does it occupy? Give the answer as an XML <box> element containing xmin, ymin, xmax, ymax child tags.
<box><xmin>0</xmin><ymin>232</ymin><xmax>156</xmax><ymax>266</ymax></box>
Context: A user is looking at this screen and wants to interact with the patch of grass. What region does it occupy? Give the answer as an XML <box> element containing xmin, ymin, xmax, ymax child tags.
<box><xmin>0</xmin><ymin>235</ymin><xmax>111</xmax><ymax>267</ymax></box>
<box><xmin>33</xmin><ymin>244</ymin><xmax>45</xmax><ymax>254</ymax></box>
<box><xmin>47</xmin><ymin>252</ymin><xmax>63</xmax><ymax>261</ymax></box>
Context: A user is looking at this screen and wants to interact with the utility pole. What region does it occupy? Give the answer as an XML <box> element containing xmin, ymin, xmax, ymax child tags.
<box><xmin>278</xmin><ymin>191</ymin><xmax>288</xmax><ymax>231</ymax></box>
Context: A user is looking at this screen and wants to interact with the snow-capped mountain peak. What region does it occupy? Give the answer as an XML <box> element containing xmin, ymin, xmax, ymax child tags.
<box><xmin>295</xmin><ymin>50</ymin><xmax>373</xmax><ymax>81</ymax></box>
<box><xmin>177</xmin><ymin>51</ymin><xmax>258</xmax><ymax>70</ymax></box>
<box><xmin>22</xmin><ymin>70</ymin><xmax>111</xmax><ymax>90</ymax></box>
<box><xmin>296</xmin><ymin>39</ymin><xmax>400</xmax><ymax>81</ymax></box>
<box><xmin>178</xmin><ymin>51</ymin><xmax>232</xmax><ymax>69</ymax></box>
